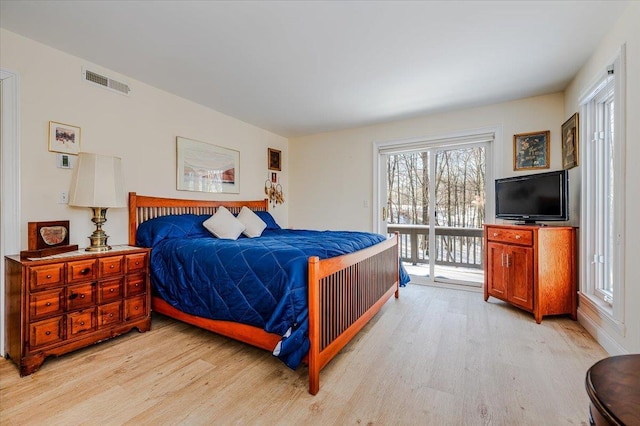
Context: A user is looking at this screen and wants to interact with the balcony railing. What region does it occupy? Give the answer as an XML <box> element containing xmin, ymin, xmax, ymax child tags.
<box><xmin>388</xmin><ymin>224</ymin><xmax>484</xmax><ymax>269</ymax></box>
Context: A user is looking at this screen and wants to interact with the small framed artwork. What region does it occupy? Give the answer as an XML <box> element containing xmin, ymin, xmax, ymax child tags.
<box><xmin>271</xmin><ymin>172</ymin><xmax>278</xmax><ymax>183</ymax></box>
<box><xmin>562</xmin><ymin>113</ymin><xmax>579</xmax><ymax>169</ymax></box>
<box><xmin>176</xmin><ymin>136</ymin><xmax>240</xmax><ymax>193</ymax></box>
<box><xmin>268</xmin><ymin>148</ymin><xmax>281</xmax><ymax>171</ymax></box>
<box><xmin>48</xmin><ymin>121</ymin><xmax>81</xmax><ymax>155</ymax></box>
<box><xmin>513</xmin><ymin>130</ymin><xmax>550</xmax><ymax>171</ymax></box>
<box><xmin>20</xmin><ymin>220</ymin><xmax>78</xmax><ymax>258</ymax></box>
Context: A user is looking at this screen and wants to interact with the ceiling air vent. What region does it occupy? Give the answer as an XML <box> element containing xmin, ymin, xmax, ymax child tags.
<box><xmin>82</xmin><ymin>68</ymin><xmax>131</xmax><ymax>96</ymax></box>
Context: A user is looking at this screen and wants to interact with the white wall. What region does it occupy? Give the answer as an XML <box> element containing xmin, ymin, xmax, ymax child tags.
<box><xmin>564</xmin><ymin>2</ymin><xmax>640</xmax><ymax>354</ymax></box>
<box><xmin>289</xmin><ymin>93</ymin><xmax>566</xmax><ymax>231</ymax></box>
<box><xmin>0</xmin><ymin>29</ymin><xmax>289</xmax><ymax>250</ymax></box>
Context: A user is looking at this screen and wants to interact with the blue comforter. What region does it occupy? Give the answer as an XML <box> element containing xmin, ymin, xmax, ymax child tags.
<box><xmin>137</xmin><ymin>214</ymin><xmax>409</xmax><ymax>369</ymax></box>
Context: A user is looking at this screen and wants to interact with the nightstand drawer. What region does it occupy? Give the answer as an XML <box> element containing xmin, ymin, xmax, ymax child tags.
<box><xmin>67</xmin><ymin>282</ymin><xmax>96</xmax><ymax>310</ymax></box>
<box><xmin>67</xmin><ymin>259</ymin><xmax>97</xmax><ymax>283</ymax></box>
<box><xmin>126</xmin><ymin>273</ymin><xmax>146</xmax><ymax>297</ymax></box>
<box><xmin>99</xmin><ymin>256</ymin><xmax>124</xmax><ymax>277</ymax></box>
<box><xmin>98</xmin><ymin>302</ymin><xmax>122</xmax><ymax>328</ymax></box>
<box><xmin>29</xmin><ymin>288</ymin><xmax>64</xmax><ymax>320</ymax></box>
<box><xmin>486</xmin><ymin>227</ymin><xmax>533</xmax><ymax>246</ymax></box>
<box><xmin>124</xmin><ymin>295</ymin><xmax>146</xmax><ymax>321</ymax></box>
<box><xmin>29</xmin><ymin>316</ymin><xmax>63</xmax><ymax>348</ymax></box>
<box><xmin>28</xmin><ymin>264</ymin><xmax>64</xmax><ymax>290</ymax></box>
<box><xmin>99</xmin><ymin>278</ymin><xmax>123</xmax><ymax>303</ymax></box>
<box><xmin>67</xmin><ymin>309</ymin><xmax>96</xmax><ymax>337</ymax></box>
<box><xmin>126</xmin><ymin>253</ymin><xmax>147</xmax><ymax>273</ymax></box>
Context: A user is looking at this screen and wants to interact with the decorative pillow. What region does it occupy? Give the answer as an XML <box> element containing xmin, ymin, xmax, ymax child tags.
<box><xmin>237</xmin><ymin>206</ymin><xmax>267</xmax><ymax>238</ymax></box>
<box><xmin>254</xmin><ymin>211</ymin><xmax>281</xmax><ymax>230</ymax></box>
<box><xmin>203</xmin><ymin>206</ymin><xmax>245</xmax><ymax>240</ymax></box>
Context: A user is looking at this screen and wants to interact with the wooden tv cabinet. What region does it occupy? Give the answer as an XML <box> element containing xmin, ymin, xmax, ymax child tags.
<box><xmin>483</xmin><ymin>224</ymin><xmax>576</xmax><ymax>323</ymax></box>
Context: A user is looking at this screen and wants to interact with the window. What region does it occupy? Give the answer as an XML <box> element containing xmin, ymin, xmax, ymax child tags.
<box><xmin>580</xmin><ymin>45</ymin><xmax>625</xmax><ymax>325</ymax></box>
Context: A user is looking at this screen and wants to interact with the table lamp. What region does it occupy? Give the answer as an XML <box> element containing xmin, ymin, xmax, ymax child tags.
<box><xmin>68</xmin><ymin>152</ymin><xmax>126</xmax><ymax>251</ymax></box>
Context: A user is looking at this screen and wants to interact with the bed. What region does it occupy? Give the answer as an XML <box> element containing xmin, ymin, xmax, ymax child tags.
<box><xmin>128</xmin><ymin>192</ymin><xmax>407</xmax><ymax>394</ymax></box>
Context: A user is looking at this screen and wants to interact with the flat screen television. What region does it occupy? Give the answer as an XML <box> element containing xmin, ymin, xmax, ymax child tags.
<box><xmin>495</xmin><ymin>170</ymin><xmax>569</xmax><ymax>224</ymax></box>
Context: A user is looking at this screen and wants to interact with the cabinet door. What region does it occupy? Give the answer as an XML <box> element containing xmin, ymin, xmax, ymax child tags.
<box><xmin>507</xmin><ymin>246</ymin><xmax>534</xmax><ymax>311</ymax></box>
<box><xmin>486</xmin><ymin>242</ymin><xmax>507</xmax><ymax>299</ymax></box>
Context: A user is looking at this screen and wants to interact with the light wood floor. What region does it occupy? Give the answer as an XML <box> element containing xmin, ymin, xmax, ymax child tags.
<box><xmin>0</xmin><ymin>284</ymin><xmax>607</xmax><ymax>425</ymax></box>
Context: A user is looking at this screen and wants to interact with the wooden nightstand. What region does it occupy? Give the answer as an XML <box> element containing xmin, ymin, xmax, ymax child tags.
<box><xmin>4</xmin><ymin>245</ymin><xmax>151</xmax><ymax>376</ymax></box>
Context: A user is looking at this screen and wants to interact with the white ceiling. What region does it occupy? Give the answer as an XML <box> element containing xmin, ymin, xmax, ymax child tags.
<box><xmin>0</xmin><ymin>1</ymin><xmax>629</xmax><ymax>137</ymax></box>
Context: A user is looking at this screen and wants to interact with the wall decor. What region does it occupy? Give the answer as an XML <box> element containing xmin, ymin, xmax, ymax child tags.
<box><xmin>264</xmin><ymin>178</ymin><xmax>284</xmax><ymax>207</ymax></box>
<box><xmin>48</xmin><ymin>121</ymin><xmax>81</xmax><ymax>155</ymax></box>
<box><xmin>561</xmin><ymin>113</ymin><xmax>579</xmax><ymax>169</ymax></box>
<box><xmin>177</xmin><ymin>136</ymin><xmax>240</xmax><ymax>193</ymax></box>
<box><xmin>268</xmin><ymin>148</ymin><xmax>281</xmax><ymax>171</ymax></box>
<box><xmin>20</xmin><ymin>220</ymin><xmax>78</xmax><ymax>258</ymax></box>
<box><xmin>513</xmin><ymin>130</ymin><xmax>550</xmax><ymax>171</ymax></box>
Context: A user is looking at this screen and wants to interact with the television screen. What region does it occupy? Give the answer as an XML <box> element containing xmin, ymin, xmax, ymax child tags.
<box><xmin>495</xmin><ymin>170</ymin><xmax>568</xmax><ymax>223</ymax></box>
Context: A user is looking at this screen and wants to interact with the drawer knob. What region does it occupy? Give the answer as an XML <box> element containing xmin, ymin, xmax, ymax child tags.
<box><xmin>80</xmin><ymin>321</ymin><xmax>85</xmax><ymax>326</ymax></box>
<box><xmin>46</xmin><ymin>302</ymin><xmax>52</xmax><ymax>307</ymax></box>
<box><xmin>46</xmin><ymin>274</ymin><xmax>52</xmax><ymax>279</ymax></box>
<box><xmin>493</xmin><ymin>232</ymin><xmax>498</xmax><ymax>237</ymax></box>
<box><xmin>80</xmin><ymin>294</ymin><xmax>85</xmax><ymax>299</ymax></box>
<box><xmin>135</xmin><ymin>283</ymin><xmax>139</xmax><ymax>288</ymax></box>
<box><xmin>109</xmin><ymin>265</ymin><xmax>115</xmax><ymax>269</ymax></box>
<box><xmin>515</xmin><ymin>235</ymin><xmax>521</xmax><ymax>239</ymax></box>
<box><xmin>109</xmin><ymin>288</ymin><xmax>115</xmax><ymax>293</ymax></box>
<box><xmin>45</xmin><ymin>331</ymin><xmax>51</xmax><ymax>336</ymax></box>
<box><xmin>135</xmin><ymin>261</ymin><xmax>140</xmax><ymax>265</ymax></box>
<box><xmin>109</xmin><ymin>313</ymin><xmax>114</xmax><ymax>318</ymax></box>
<box><xmin>134</xmin><ymin>306</ymin><xmax>139</xmax><ymax>310</ymax></box>
<box><xmin>80</xmin><ymin>268</ymin><xmax>91</xmax><ymax>275</ymax></box>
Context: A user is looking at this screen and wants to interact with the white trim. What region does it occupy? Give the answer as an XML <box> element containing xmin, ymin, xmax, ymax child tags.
<box><xmin>577</xmin><ymin>299</ymin><xmax>627</xmax><ymax>356</ymax></box>
<box><xmin>1</xmin><ymin>68</ymin><xmax>21</xmax><ymax>357</ymax></box>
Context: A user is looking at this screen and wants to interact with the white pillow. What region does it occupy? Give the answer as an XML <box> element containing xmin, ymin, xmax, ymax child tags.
<box><xmin>237</xmin><ymin>206</ymin><xmax>267</xmax><ymax>238</ymax></box>
<box><xmin>203</xmin><ymin>206</ymin><xmax>245</xmax><ymax>240</ymax></box>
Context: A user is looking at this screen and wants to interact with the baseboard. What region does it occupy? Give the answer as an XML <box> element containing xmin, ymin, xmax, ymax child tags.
<box><xmin>577</xmin><ymin>307</ymin><xmax>627</xmax><ymax>355</ymax></box>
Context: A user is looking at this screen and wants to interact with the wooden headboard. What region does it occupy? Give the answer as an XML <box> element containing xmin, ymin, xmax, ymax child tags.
<box><xmin>128</xmin><ymin>192</ymin><xmax>269</xmax><ymax>245</ymax></box>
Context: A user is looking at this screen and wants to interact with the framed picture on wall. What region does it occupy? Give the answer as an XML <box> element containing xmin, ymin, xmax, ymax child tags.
<box><xmin>513</xmin><ymin>130</ymin><xmax>550</xmax><ymax>171</ymax></box>
<box><xmin>176</xmin><ymin>136</ymin><xmax>240</xmax><ymax>193</ymax></box>
<box><xmin>48</xmin><ymin>121</ymin><xmax>81</xmax><ymax>155</ymax></box>
<box><xmin>562</xmin><ymin>113</ymin><xmax>579</xmax><ymax>169</ymax></box>
<box><xmin>268</xmin><ymin>148</ymin><xmax>281</xmax><ymax>171</ymax></box>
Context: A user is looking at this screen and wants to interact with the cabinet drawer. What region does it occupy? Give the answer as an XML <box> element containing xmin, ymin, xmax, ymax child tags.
<box><xmin>67</xmin><ymin>309</ymin><xmax>96</xmax><ymax>337</ymax></box>
<box><xmin>99</xmin><ymin>256</ymin><xmax>124</xmax><ymax>277</ymax></box>
<box><xmin>124</xmin><ymin>295</ymin><xmax>147</xmax><ymax>321</ymax></box>
<box><xmin>29</xmin><ymin>316</ymin><xmax>63</xmax><ymax>348</ymax></box>
<box><xmin>99</xmin><ymin>278</ymin><xmax>123</xmax><ymax>303</ymax></box>
<box><xmin>98</xmin><ymin>302</ymin><xmax>122</xmax><ymax>328</ymax></box>
<box><xmin>29</xmin><ymin>288</ymin><xmax>65</xmax><ymax>320</ymax></box>
<box><xmin>28</xmin><ymin>264</ymin><xmax>64</xmax><ymax>290</ymax></box>
<box><xmin>67</xmin><ymin>259</ymin><xmax>97</xmax><ymax>283</ymax></box>
<box><xmin>126</xmin><ymin>273</ymin><xmax>146</xmax><ymax>297</ymax></box>
<box><xmin>126</xmin><ymin>252</ymin><xmax>147</xmax><ymax>273</ymax></box>
<box><xmin>67</xmin><ymin>282</ymin><xmax>96</xmax><ymax>310</ymax></box>
<box><xmin>486</xmin><ymin>227</ymin><xmax>533</xmax><ymax>246</ymax></box>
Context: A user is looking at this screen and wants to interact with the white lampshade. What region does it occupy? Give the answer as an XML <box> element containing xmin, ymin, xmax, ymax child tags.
<box><xmin>69</xmin><ymin>153</ymin><xmax>126</xmax><ymax>208</ymax></box>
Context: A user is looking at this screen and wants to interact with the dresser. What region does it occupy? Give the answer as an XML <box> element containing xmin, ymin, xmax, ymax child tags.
<box><xmin>484</xmin><ymin>224</ymin><xmax>576</xmax><ymax>323</ymax></box>
<box><xmin>5</xmin><ymin>246</ymin><xmax>151</xmax><ymax>375</ymax></box>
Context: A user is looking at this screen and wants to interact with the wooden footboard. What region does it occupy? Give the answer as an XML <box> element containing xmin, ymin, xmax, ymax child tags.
<box><xmin>128</xmin><ymin>192</ymin><xmax>400</xmax><ymax>395</ymax></box>
<box><xmin>308</xmin><ymin>235</ymin><xmax>399</xmax><ymax>394</ymax></box>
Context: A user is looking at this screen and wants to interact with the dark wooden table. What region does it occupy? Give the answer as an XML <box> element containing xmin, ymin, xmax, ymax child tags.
<box><xmin>585</xmin><ymin>354</ymin><xmax>640</xmax><ymax>425</ymax></box>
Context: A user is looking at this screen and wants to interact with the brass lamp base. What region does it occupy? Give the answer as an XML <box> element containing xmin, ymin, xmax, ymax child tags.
<box><xmin>85</xmin><ymin>207</ymin><xmax>112</xmax><ymax>252</ymax></box>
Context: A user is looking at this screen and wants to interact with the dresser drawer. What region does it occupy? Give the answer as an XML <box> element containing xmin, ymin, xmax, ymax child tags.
<box><xmin>29</xmin><ymin>288</ymin><xmax>65</xmax><ymax>320</ymax></box>
<box><xmin>29</xmin><ymin>316</ymin><xmax>63</xmax><ymax>348</ymax></box>
<box><xmin>486</xmin><ymin>227</ymin><xmax>533</xmax><ymax>246</ymax></box>
<box><xmin>126</xmin><ymin>273</ymin><xmax>146</xmax><ymax>297</ymax></box>
<box><xmin>67</xmin><ymin>282</ymin><xmax>96</xmax><ymax>310</ymax></box>
<box><xmin>28</xmin><ymin>264</ymin><xmax>64</xmax><ymax>291</ymax></box>
<box><xmin>126</xmin><ymin>252</ymin><xmax>147</xmax><ymax>273</ymax></box>
<box><xmin>67</xmin><ymin>259</ymin><xmax>97</xmax><ymax>283</ymax></box>
<box><xmin>124</xmin><ymin>295</ymin><xmax>147</xmax><ymax>321</ymax></box>
<box><xmin>99</xmin><ymin>256</ymin><xmax>124</xmax><ymax>277</ymax></box>
<box><xmin>67</xmin><ymin>309</ymin><xmax>96</xmax><ymax>337</ymax></box>
<box><xmin>98</xmin><ymin>302</ymin><xmax>122</xmax><ymax>328</ymax></box>
<box><xmin>98</xmin><ymin>278</ymin><xmax>123</xmax><ymax>303</ymax></box>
